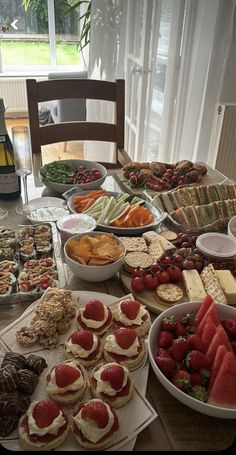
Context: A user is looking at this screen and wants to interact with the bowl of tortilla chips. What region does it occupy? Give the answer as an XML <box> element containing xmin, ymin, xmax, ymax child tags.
<box><xmin>64</xmin><ymin>231</ymin><xmax>126</xmax><ymax>281</ymax></box>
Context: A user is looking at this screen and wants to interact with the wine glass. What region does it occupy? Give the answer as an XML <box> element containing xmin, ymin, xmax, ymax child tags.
<box><xmin>11</xmin><ymin>125</ymin><xmax>32</xmax><ymax>210</ymax></box>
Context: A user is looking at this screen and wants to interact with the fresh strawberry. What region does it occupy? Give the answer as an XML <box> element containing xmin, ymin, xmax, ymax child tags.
<box><xmin>120</xmin><ymin>299</ymin><xmax>140</xmax><ymax>320</ymax></box>
<box><xmin>185</xmin><ymin>350</ymin><xmax>211</xmax><ymax>370</ymax></box>
<box><xmin>156</xmin><ymin>347</ymin><xmax>172</xmax><ymax>358</ymax></box>
<box><xmin>175</xmin><ymin>321</ymin><xmax>187</xmax><ymax>337</ymax></box>
<box><xmin>189</xmin><ymin>372</ymin><xmax>202</xmax><ymax>386</ymax></box>
<box><xmin>55</xmin><ymin>364</ymin><xmax>81</xmax><ymax>387</ymax></box>
<box><xmin>32</xmin><ymin>400</ymin><xmax>60</xmax><ymax>428</ymax></box>
<box><xmin>154</xmin><ymin>355</ymin><xmax>176</xmax><ymax>378</ymax></box>
<box><xmin>101</xmin><ymin>364</ymin><xmax>124</xmax><ymax>390</ymax></box>
<box><xmin>161</xmin><ymin>315</ymin><xmax>177</xmax><ymax>333</ymax></box>
<box><xmin>70</xmin><ymin>330</ymin><xmax>94</xmax><ymax>350</ymax></box>
<box><xmin>223</xmin><ymin>318</ymin><xmax>236</xmax><ymax>339</ymax></box>
<box><xmin>172</xmin><ymin>337</ymin><xmax>189</xmax><ymax>362</ymax></box>
<box><xmin>114</xmin><ymin>328</ymin><xmax>137</xmax><ymax>349</ymax></box>
<box><xmin>83</xmin><ymin>299</ymin><xmax>105</xmax><ymax>321</ymax></box>
<box><xmin>188</xmin><ymin>385</ymin><xmax>208</xmax><ymax>402</ymax></box>
<box><xmin>171</xmin><ymin>370</ymin><xmax>190</xmax><ymax>391</ymax></box>
<box><xmin>187</xmin><ymin>333</ymin><xmax>204</xmax><ymax>351</ymax></box>
<box><xmin>81</xmin><ymin>400</ymin><xmax>109</xmax><ymax>428</ymax></box>
<box><xmin>181</xmin><ymin>313</ymin><xmax>196</xmax><ymax>326</ymax></box>
<box><xmin>158</xmin><ymin>331</ymin><xmax>174</xmax><ymax>348</ymax></box>
<box><xmin>230</xmin><ymin>340</ymin><xmax>236</xmax><ymax>354</ymax></box>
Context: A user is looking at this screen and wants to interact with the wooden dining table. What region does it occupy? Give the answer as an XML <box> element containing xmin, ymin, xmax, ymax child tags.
<box><xmin>0</xmin><ymin>169</ymin><xmax>236</xmax><ymax>452</ymax></box>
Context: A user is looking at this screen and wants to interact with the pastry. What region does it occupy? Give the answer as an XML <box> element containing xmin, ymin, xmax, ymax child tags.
<box><xmin>90</xmin><ymin>362</ymin><xmax>134</xmax><ymax>408</ymax></box>
<box><xmin>25</xmin><ymin>354</ymin><xmax>47</xmax><ymax>376</ymax></box>
<box><xmin>46</xmin><ymin>360</ymin><xmax>87</xmax><ymax>405</ymax></box>
<box><xmin>1</xmin><ymin>351</ymin><xmax>26</xmax><ymax>370</ymax></box>
<box><xmin>72</xmin><ymin>398</ymin><xmax>119</xmax><ymax>450</ymax></box>
<box><xmin>113</xmin><ymin>298</ymin><xmax>151</xmax><ymax>336</ymax></box>
<box><xmin>65</xmin><ymin>330</ymin><xmax>103</xmax><ymax>367</ymax></box>
<box><xmin>18</xmin><ymin>399</ymin><xmax>69</xmax><ymax>451</ymax></box>
<box><xmin>103</xmin><ymin>327</ymin><xmax>146</xmax><ymax>371</ymax></box>
<box><xmin>77</xmin><ymin>299</ymin><xmax>113</xmax><ymax>337</ymax></box>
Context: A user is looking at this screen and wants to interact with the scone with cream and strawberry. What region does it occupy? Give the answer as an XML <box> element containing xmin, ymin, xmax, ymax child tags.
<box><xmin>72</xmin><ymin>398</ymin><xmax>119</xmax><ymax>450</ymax></box>
<box><xmin>18</xmin><ymin>399</ymin><xmax>69</xmax><ymax>451</ymax></box>
<box><xmin>113</xmin><ymin>299</ymin><xmax>151</xmax><ymax>336</ymax></box>
<box><xmin>90</xmin><ymin>362</ymin><xmax>134</xmax><ymax>408</ymax></box>
<box><xmin>46</xmin><ymin>360</ymin><xmax>87</xmax><ymax>405</ymax></box>
<box><xmin>77</xmin><ymin>299</ymin><xmax>113</xmax><ymax>336</ymax></box>
<box><xmin>64</xmin><ymin>330</ymin><xmax>103</xmax><ymax>367</ymax></box>
<box><xmin>103</xmin><ymin>327</ymin><xmax>146</xmax><ymax>371</ymax></box>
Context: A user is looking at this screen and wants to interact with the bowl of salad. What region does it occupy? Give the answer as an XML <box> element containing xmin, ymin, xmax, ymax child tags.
<box><xmin>39</xmin><ymin>159</ymin><xmax>107</xmax><ymax>194</ymax></box>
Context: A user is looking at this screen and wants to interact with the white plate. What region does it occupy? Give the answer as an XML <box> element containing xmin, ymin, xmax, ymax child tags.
<box><xmin>67</xmin><ymin>191</ymin><xmax>167</xmax><ymax>235</ymax></box>
<box><xmin>20</xmin><ymin>197</ymin><xmax>69</xmax><ymax>224</ymax></box>
<box><xmin>0</xmin><ymin>291</ymin><xmax>157</xmax><ymax>451</ymax></box>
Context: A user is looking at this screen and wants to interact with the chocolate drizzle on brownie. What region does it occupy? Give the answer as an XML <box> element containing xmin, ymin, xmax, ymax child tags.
<box><xmin>25</xmin><ymin>354</ymin><xmax>47</xmax><ymax>375</ymax></box>
<box><xmin>17</xmin><ymin>369</ymin><xmax>39</xmax><ymax>395</ymax></box>
<box><xmin>1</xmin><ymin>352</ymin><xmax>26</xmax><ymax>370</ymax></box>
<box><xmin>0</xmin><ymin>365</ymin><xmax>19</xmax><ymax>392</ymax></box>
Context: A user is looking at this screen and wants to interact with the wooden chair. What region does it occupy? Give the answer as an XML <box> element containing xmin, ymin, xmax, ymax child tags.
<box><xmin>26</xmin><ymin>78</ymin><xmax>131</xmax><ymax>175</ymax></box>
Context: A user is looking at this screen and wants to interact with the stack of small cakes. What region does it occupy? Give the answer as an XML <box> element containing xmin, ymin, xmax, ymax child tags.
<box><xmin>112</xmin><ymin>298</ymin><xmax>151</xmax><ymax>336</ymax></box>
<box><xmin>46</xmin><ymin>360</ymin><xmax>88</xmax><ymax>405</ymax></box>
<box><xmin>77</xmin><ymin>299</ymin><xmax>113</xmax><ymax>336</ymax></box>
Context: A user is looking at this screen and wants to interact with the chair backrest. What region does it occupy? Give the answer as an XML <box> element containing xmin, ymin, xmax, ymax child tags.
<box><xmin>26</xmin><ymin>78</ymin><xmax>126</xmax><ymax>168</ymax></box>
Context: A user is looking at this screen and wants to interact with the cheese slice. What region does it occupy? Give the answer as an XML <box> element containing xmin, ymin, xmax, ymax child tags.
<box><xmin>200</xmin><ymin>264</ymin><xmax>227</xmax><ymax>305</ymax></box>
<box><xmin>182</xmin><ymin>269</ymin><xmax>207</xmax><ymax>301</ymax></box>
<box><xmin>142</xmin><ymin>231</ymin><xmax>176</xmax><ymax>252</ymax></box>
<box><xmin>215</xmin><ymin>270</ymin><xmax>236</xmax><ymax>305</ymax></box>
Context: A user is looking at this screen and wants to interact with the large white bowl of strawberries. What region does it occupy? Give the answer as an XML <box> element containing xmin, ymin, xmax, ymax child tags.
<box><xmin>148</xmin><ymin>296</ymin><xmax>236</xmax><ymax>418</ymax></box>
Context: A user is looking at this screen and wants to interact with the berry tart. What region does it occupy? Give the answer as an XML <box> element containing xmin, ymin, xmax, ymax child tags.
<box><xmin>18</xmin><ymin>399</ymin><xmax>69</xmax><ymax>451</ymax></box>
<box><xmin>90</xmin><ymin>361</ymin><xmax>134</xmax><ymax>408</ymax></box>
<box><xmin>72</xmin><ymin>398</ymin><xmax>119</xmax><ymax>450</ymax></box>
<box><xmin>103</xmin><ymin>327</ymin><xmax>146</xmax><ymax>371</ymax></box>
<box><xmin>77</xmin><ymin>299</ymin><xmax>113</xmax><ymax>337</ymax></box>
<box><xmin>64</xmin><ymin>330</ymin><xmax>103</xmax><ymax>367</ymax></box>
<box><xmin>46</xmin><ymin>360</ymin><xmax>88</xmax><ymax>405</ymax></box>
<box><xmin>113</xmin><ymin>298</ymin><xmax>151</xmax><ymax>336</ymax></box>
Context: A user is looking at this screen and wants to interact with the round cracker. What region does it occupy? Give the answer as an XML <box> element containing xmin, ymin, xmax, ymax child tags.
<box><xmin>156</xmin><ymin>283</ymin><xmax>183</xmax><ymax>303</ymax></box>
<box><xmin>124</xmin><ymin>252</ymin><xmax>153</xmax><ymax>269</ymax></box>
<box><xmin>159</xmin><ymin>230</ymin><xmax>178</xmax><ymax>241</ymax></box>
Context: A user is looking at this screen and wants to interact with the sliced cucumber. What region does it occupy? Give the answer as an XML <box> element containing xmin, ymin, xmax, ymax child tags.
<box><xmin>104</xmin><ymin>201</ymin><xmax>130</xmax><ymax>225</ymax></box>
<box><xmin>109</xmin><ymin>204</ymin><xmax>131</xmax><ymax>225</ymax></box>
<box><xmin>98</xmin><ymin>197</ymin><xmax>116</xmax><ymax>224</ymax></box>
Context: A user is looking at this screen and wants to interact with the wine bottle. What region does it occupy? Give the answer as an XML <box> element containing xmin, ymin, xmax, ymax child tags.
<box><xmin>0</xmin><ymin>99</ymin><xmax>21</xmax><ymax>200</ymax></box>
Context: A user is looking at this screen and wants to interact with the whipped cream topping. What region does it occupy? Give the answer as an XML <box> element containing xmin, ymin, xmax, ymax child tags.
<box><xmin>47</xmin><ymin>361</ymin><xmax>84</xmax><ymax>394</ymax></box>
<box><xmin>104</xmin><ymin>334</ymin><xmax>139</xmax><ymax>357</ymax></box>
<box><xmin>74</xmin><ymin>399</ymin><xmax>114</xmax><ymax>444</ymax></box>
<box><xmin>116</xmin><ymin>301</ymin><xmax>147</xmax><ymax>326</ymax></box>
<box><xmin>80</xmin><ymin>305</ymin><xmax>109</xmax><ymax>329</ymax></box>
<box><xmin>27</xmin><ymin>402</ymin><xmax>66</xmax><ymax>436</ymax></box>
<box><xmin>65</xmin><ymin>333</ymin><xmax>98</xmax><ymax>358</ymax></box>
<box><xmin>94</xmin><ymin>363</ymin><xmax>128</xmax><ymax>396</ymax></box>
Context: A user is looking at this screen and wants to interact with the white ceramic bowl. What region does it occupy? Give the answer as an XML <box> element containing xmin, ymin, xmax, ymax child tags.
<box><xmin>228</xmin><ymin>215</ymin><xmax>236</xmax><ymax>240</ymax></box>
<box><xmin>196</xmin><ymin>232</ymin><xmax>236</xmax><ymax>258</ymax></box>
<box><xmin>64</xmin><ymin>231</ymin><xmax>125</xmax><ymax>282</ymax></box>
<box><xmin>39</xmin><ymin>159</ymin><xmax>107</xmax><ymax>194</ymax></box>
<box><xmin>57</xmin><ymin>213</ymin><xmax>96</xmax><ymax>244</ymax></box>
<box><xmin>148</xmin><ymin>301</ymin><xmax>236</xmax><ymax>419</ymax></box>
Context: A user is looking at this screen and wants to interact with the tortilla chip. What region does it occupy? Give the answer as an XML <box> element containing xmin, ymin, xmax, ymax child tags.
<box><xmin>67</xmin><ymin>233</ymin><xmax>124</xmax><ymax>266</ymax></box>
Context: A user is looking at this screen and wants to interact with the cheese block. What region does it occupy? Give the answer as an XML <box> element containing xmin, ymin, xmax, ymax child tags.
<box><xmin>200</xmin><ymin>264</ymin><xmax>227</xmax><ymax>305</ymax></box>
<box><xmin>142</xmin><ymin>231</ymin><xmax>176</xmax><ymax>252</ymax></box>
<box><xmin>215</xmin><ymin>270</ymin><xmax>236</xmax><ymax>305</ymax></box>
<box><xmin>182</xmin><ymin>269</ymin><xmax>207</xmax><ymax>301</ymax></box>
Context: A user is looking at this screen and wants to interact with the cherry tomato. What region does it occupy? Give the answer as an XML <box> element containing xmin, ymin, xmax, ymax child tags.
<box><xmin>132</xmin><ymin>267</ymin><xmax>146</xmax><ymax>279</ymax></box>
<box><xmin>143</xmin><ymin>274</ymin><xmax>159</xmax><ymax>291</ymax></box>
<box><xmin>156</xmin><ymin>270</ymin><xmax>170</xmax><ymax>284</ymax></box>
<box><xmin>168</xmin><ymin>266</ymin><xmax>182</xmax><ymax>282</ymax></box>
<box><xmin>172</xmin><ymin>254</ymin><xmax>183</xmax><ymax>264</ymax></box>
<box><xmin>150</xmin><ymin>263</ymin><xmax>160</xmax><ymax>274</ymax></box>
<box><xmin>131</xmin><ymin>277</ymin><xmax>144</xmax><ymax>294</ymax></box>
<box><xmin>162</xmin><ymin>256</ymin><xmax>172</xmax><ymax>266</ymax></box>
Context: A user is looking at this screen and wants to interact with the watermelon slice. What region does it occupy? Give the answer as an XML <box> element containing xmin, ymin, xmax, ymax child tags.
<box><xmin>208</xmin><ymin>345</ymin><xmax>228</xmax><ymax>394</ymax></box>
<box><xmin>196</xmin><ymin>303</ymin><xmax>220</xmax><ymax>337</ymax></box>
<box><xmin>195</xmin><ymin>295</ymin><xmax>213</xmax><ymax>327</ymax></box>
<box><xmin>206</xmin><ymin>325</ymin><xmax>233</xmax><ymax>365</ymax></box>
<box><xmin>208</xmin><ymin>351</ymin><xmax>236</xmax><ymax>408</ymax></box>
<box><xmin>200</xmin><ymin>316</ymin><xmax>217</xmax><ymax>352</ymax></box>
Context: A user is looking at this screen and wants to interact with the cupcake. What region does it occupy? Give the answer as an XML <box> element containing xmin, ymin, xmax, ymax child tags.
<box><xmin>103</xmin><ymin>328</ymin><xmax>146</xmax><ymax>371</ymax></box>
<box><xmin>18</xmin><ymin>399</ymin><xmax>69</xmax><ymax>451</ymax></box>
<box><xmin>72</xmin><ymin>398</ymin><xmax>119</xmax><ymax>450</ymax></box>
<box><xmin>90</xmin><ymin>362</ymin><xmax>134</xmax><ymax>408</ymax></box>
<box><xmin>46</xmin><ymin>360</ymin><xmax>87</xmax><ymax>405</ymax></box>
<box><xmin>64</xmin><ymin>330</ymin><xmax>103</xmax><ymax>367</ymax></box>
<box><xmin>77</xmin><ymin>299</ymin><xmax>113</xmax><ymax>337</ymax></box>
<box><xmin>113</xmin><ymin>299</ymin><xmax>151</xmax><ymax>336</ymax></box>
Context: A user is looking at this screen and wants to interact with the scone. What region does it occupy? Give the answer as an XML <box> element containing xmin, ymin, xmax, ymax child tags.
<box><xmin>77</xmin><ymin>299</ymin><xmax>113</xmax><ymax>336</ymax></box>
<box><xmin>64</xmin><ymin>330</ymin><xmax>103</xmax><ymax>367</ymax></box>
<box><xmin>18</xmin><ymin>399</ymin><xmax>69</xmax><ymax>451</ymax></box>
<box><xmin>90</xmin><ymin>362</ymin><xmax>134</xmax><ymax>408</ymax></box>
<box><xmin>103</xmin><ymin>327</ymin><xmax>146</xmax><ymax>371</ymax></box>
<box><xmin>46</xmin><ymin>360</ymin><xmax>87</xmax><ymax>405</ymax></box>
<box><xmin>113</xmin><ymin>298</ymin><xmax>151</xmax><ymax>336</ymax></box>
<box><xmin>72</xmin><ymin>398</ymin><xmax>119</xmax><ymax>450</ymax></box>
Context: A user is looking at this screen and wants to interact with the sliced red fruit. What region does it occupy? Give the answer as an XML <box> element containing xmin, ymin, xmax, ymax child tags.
<box><xmin>208</xmin><ymin>345</ymin><xmax>228</xmax><ymax>394</ymax></box>
<box><xmin>100</xmin><ymin>364</ymin><xmax>124</xmax><ymax>391</ymax></box>
<box><xmin>200</xmin><ymin>316</ymin><xmax>217</xmax><ymax>352</ymax></box>
<box><xmin>114</xmin><ymin>328</ymin><xmax>137</xmax><ymax>349</ymax></box>
<box><xmin>55</xmin><ymin>364</ymin><xmax>81</xmax><ymax>387</ymax></box>
<box><xmin>83</xmin><ymin>300</ymin><xmax>105</xmax><ymax>321</ymax></box>
<box><xmin>206</xmin><ymin>325</ymin><xmax>232</xmax><ymax>365</ymax></box>
<box><xmin>120</xmin><ymin>299</ymin><xmax>141</xmax><ymax>320</ymax></box>
<box><xmin>195</xmin><ymin>295</ymin><xmax>213</xmax><ymax>326</ymax></box>
<box><xmin>70</xmin><ymin>330</ymin><xmax>94</xmax><ymax>351</ymax></box>
<box><xmin>81</xmin><ymin>400</ymin><xmax>109</xmax><ymax>428</ymax></box>
<box><xmin>196</xmin><ymin>303</ymin><xmax>220</xmax><ymax>337</ymax></box>
<box><xmin>32</xmin><ymin>400</ymin><xmax>60</xmax><ymax>428</ymax></box>
<box><xmin>208</xmin><ymin>351</ymin><xmax>236</xmax><ymax>407</ymax></box>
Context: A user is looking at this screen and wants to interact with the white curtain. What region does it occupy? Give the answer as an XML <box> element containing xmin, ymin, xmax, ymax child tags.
<box><xmin>84</xmin><ymin>0</ymin><xmax>127</xmax><ymax>162</ymax></box>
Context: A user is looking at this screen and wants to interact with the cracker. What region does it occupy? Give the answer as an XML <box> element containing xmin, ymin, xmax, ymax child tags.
<box><xmin>124</xmin><ymin>252</ymin><xmax>153</xmax><ymax>269</ymax></box>
<box><xmin>159</xmin><ymin>230</ymin><xmax>178</xmax><ymax>241</ymax></box>
<box><xmin>120</xmin><ymin>237</ymin><xmax>148</xmax><ymax>252</ymax></box>
<box><xmin>142</xmin><ymin>231</ymin><xmax>158</xmax><ymax>244</ymax></box>
<box><xmin>156</xmin><ymin>284</ymin><xmax>183</xmax><ymax>303</ymax></box>
<box><xmin>148</xmin><ymin>239</ymin><xmax>164</xmax><ymax>261</ymax></box>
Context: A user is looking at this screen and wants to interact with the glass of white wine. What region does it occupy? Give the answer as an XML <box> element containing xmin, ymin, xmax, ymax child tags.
<box><xmin>11</xmin><ymin>125</ymin><xmax>32</xmax><ymax>208</ymax></box>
